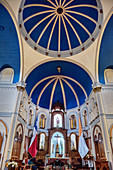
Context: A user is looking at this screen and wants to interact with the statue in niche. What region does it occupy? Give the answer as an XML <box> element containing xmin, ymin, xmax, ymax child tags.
<box><xmin>71</xmin><ymin>134</ymin><xmax>76</xmax><ymax>150</ymax></box>
<box><xmin>60</xmin><ymin>140</ymin><xmax>63</xmax><ymax>155</ymax></box>
<box><xmin>52</xmin><ymin>144</ymin><xmax>54</xmax><ymax>154</ymax></box>
<box><xmin>55</xmin><ymin>141</ymin><xmax>59</xmax><ymax>157</ymax></box>
<box><xmin>56</xmin><ymin>117</ymin><xmax>60</xmax><ymax>127</ymax></box>
<box><xmin>40</xmin><ymin>133</ymin><xmax>45</xmax><ymax>150</ymax></box>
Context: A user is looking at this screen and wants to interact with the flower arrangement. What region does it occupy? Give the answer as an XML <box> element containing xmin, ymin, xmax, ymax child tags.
<box><xmin>5</xmin><ymin>160</ymin><xmax>18</xmax><ymax>168</ymax></box>
<box><xmin>85</xmin><ymin>154</ymin><xmax>94</xmax><ymax>160</ymax></box>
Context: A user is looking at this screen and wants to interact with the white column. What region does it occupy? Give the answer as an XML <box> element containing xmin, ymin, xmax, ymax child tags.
<box><xmin>2</xmin><ymin>81</ymin><xmax>26</xmax><ymax>169</ymax></box>
<box><xmin>0</xmin><ymin>135</ymin><xmax>6</xmax><ymax>167</ymax></box>
<box><xmin>93</xmin><ymin>83</ymin><xmax>112</xmax><ymax>166</ymax></box>
<box><xmin>19</xmin><ymin>111</ymin><xmax>27</xmax><ymax>160</ymax></box>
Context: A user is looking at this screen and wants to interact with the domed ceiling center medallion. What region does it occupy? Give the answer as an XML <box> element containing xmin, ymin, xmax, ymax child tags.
<box><xmin>19</xmin><ymin>0</ymin><xmax>103</xmax><ymax>57</ymax></box>
<box><xmin>57</xmin><ymin>7</ymin><xmax>63</xmax><ymax>14</ymax></box>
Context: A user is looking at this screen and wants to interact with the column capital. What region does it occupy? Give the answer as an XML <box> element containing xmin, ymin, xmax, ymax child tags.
<box><xmin>92</xmin><ymin>83</ymin><xmax>102</xmax><ymax>93</ymax></box>
<box><xmin>28</xmin><ymin>98</ymin><xmax>32</xmax><ymax>104</ymax></box>
<box><xmin>16</xmin><ymin>81</ymin><xmax>26</xmax><ymax>91</ymax></box>
<box><xmin>36</xmin><ymin>107</ymin><xmax>38</xmax><ymax>111</ymax></box>
<box><xmin>85</xmin><ymin>98</ymin><xmax>89</xmax><ymax>105</ymax></box>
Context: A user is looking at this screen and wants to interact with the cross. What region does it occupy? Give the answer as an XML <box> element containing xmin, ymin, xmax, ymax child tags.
<box><xmin>54</xmin><ymin>134</ymin><xmax>61</xmax><ymax>138</ymax></box>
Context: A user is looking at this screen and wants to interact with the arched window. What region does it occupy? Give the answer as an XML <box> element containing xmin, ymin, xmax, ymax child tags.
<box><xmin>70</xmin><ymin>115</ymin><xmax>77</xmax><ymax>129</ymax></box>
<box><xmin>39</xmin><ymin>133</ymin><xmax>45</xmax><ymax>150</ymax></box>
<box><xmin>12</xmin><ymin>124</ymin><xmax>23</xmax><ymax>159</ymax></box>
<box><xmin>0</xmin><ymin>120</ymin><xmax>7</xmax><ymax>163</ymax></box>
<box><xmin>109</xmin><ymin>125</ymin><xmax>113</xmax><ymax>155</ymax></box>
<box><xmin>39</xmin><ymin>114</ymin><xmax>46</xmax><ymax>129</ymax></box>
<box><xmin>93</xmin><ymin>125</ymin><xmax>105</xmax><ymax>160</ymax></box>
<box><xmin>54</xmin><ymin>114</ymin><xmax>62</xmax><ymax>128</ymax></box>
<box><xmin>104</xmin><ymin>69</ymin><xmax>113</xmax><ymax>84</ymax></box>
<box><xmin>71</xmin><ymin>134</ymin><xmax>76</xmax><ymax>150</ymax></box>
<box><xmin>0</xmin><ymin>68</ymin><xmax>14</xmax><ymax>83</ymax></box>
<box><xmin>83</xmin><ymin>110</ymin><xmax>88</xmax><ymax>127</ymax></box>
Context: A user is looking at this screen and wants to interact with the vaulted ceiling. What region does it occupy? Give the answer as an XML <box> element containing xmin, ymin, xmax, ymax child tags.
<box><xmin>25</xmin><ymin>60</ymin><xmax>93</xmax><ymax>110</ymax></box>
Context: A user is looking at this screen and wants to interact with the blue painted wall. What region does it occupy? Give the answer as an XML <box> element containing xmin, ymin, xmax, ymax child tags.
<box><xmin>99</xmin><ymin>14</ymin><xmax>113</xmax><ymax>84</ymax></box>
<box><xmin>0</xmin><ymin>3</ymin><xmax>20</xmax><ymax>83</ymax></box>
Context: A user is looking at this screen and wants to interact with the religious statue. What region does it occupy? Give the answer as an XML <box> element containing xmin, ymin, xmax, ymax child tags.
<box><xmin>60</xmin><ymin>140</ymin><xmax>63</xmax><ymax>155</ymax></box>
<box><xmin>52</xmin><ymin>144</ymin><xmax>54</xmax><ymax>153</ymax></box>
<box><xmin>56</xmin><ymin>117</ymin><xmax>60</xmax><ymax>127</ymax></box>
<box><xmin>55</xmin><ymin>141</ymin><xmax>59</xmax><ymax>157</ymax></box>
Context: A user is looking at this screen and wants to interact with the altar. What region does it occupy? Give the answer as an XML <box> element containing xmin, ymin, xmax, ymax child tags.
<box><xmin>45</xmin><ymin>157</ymin><xmax>69</xmax><ymax>166</ymax></box>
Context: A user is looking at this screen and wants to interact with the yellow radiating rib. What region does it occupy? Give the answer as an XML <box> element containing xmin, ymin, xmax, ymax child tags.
<box><xmin>65</xmin><ymin>4</ymin><xmax>98</xmax><ymax>10</ymax></box>
<box><xmin>55</xmin><ymin>0</ymin><xmax>59</xmax><ymax>6</ymax></box>
<box><xmin>61</xmin><ymin>75</ymin><xmax>87</xmax><ymax>98</ymax></box>
<box><xmin>47</xmin><ymin>15</ymin><xmax>58</xmax><ymax>50</ymax></box>
<box><xmin>62</xmin><ymin>0</ymin><xmax>66</xmax><ymax>6</ymax></box>
<box><xmin>47</xmin><ymin>0</ymin><xmax>57</xmax><ymax>7</ymax></box>
<box><xmin>62</xmin><ymin>78</ymin><xmax>80</xmax><ymax>107</ymax></box>
<box><xmin>65</xmin><ymin>12</ymin><xmax>91</xmax><ymax>36</ymax></box>
<box><xmin>63</xmin><ymin>14</ymin><xmax>82</xmax><ymax>45</ymax></box>
<box><xmin>24</xmin><ymin>10</ymin><xmax>55</xmax><ymax>23</ymax></box>
<box><xmin>64</xmin><ymin>0</ymin><xmax>74</xmax><ymax>8</ymax></box>
<box><xmin>36</xmin><ymin>78</ymin><xmax>56</xmax><ymax>107</ymax></box>
<box><xmin>24</xmin><ymin>4</ymin><xmax>55</xmax><ymax>9</ymax></box>
<box><xmin>58</xmin><ymin>16</ymin><xmax>61</xmax><ymax>51</ymax></box>
<box><xmin>49</xmin><ymin>79</ymin><xmax>58</xmax><ymax>110</ymax></box>
<box><xmin>59</xmin><ymin>0</ymin><xmax>61</xmax><ymax>6</ymax></box>
<box><xmin>29</xmin><ymin>12</ymin><xmax>55</xmax><ymax>35</ymax></box>
<box><xmin>59</xmin><ymin>79</ymin><xmax>66</xmax><ymax>110</ymax></box>
<box><xmin>37</xmin><ymin>14</ymin><xmax>56</xmax><ymax>44</ymax></box>
<box><xmin>61</xmin><ymin>15</ymin><xmax>71</xmax><ymax>50</ymax></box>
<box><xmin>66</xmin><ymin>10</ymin><xmax>97</xmax><ymax>24</ymax></box>
<box><xmin>29</xmin><ymin>75</ymin><xmax>56</xmax><ymax>98</ymax></box>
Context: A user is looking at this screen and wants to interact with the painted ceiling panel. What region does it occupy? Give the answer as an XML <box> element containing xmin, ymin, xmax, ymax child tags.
<box><xmin>64</xmin><ymin>78</ymin><xmax>86</xmax><ymax>105</ymax></box>
<box><xmin>61</xmin><ymin>81</ymin><xmax>77</xmax><ymax>109</ymax></box>
<box><xmin>26</xmin><ymin>60</ymin><xmax>93</xmax><ymax>109</ymax></box>
<box><xmin>31</xmin><ymin>78</ymin><xmax>53</xmax><ymax>105</ymax></box>
<box><xmin>52</xmin><ymin>81</ymin><xmax>64</xmax><ymax>108</ymax></box>
<box><xmin>39</xmin><ymin>81</ymin><xmax>56</xmax><ymax>109</ymax></box>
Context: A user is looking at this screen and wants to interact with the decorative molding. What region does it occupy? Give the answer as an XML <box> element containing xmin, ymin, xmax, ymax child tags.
<box><xmin>90</xmin><ymin>115</ymin><xmax>100</xmax><ymax>127</ymax></box>
<box><xmin>0</xmin><ymin>112</ymin><xmax>12</xmax><ymax>117</ymax></box>
<box><xmin>92</xmin><ymin>83</ymin><xmax>102</xmax><ymax>93</ymax></box>
<box><xmin>0</xmin><ymin>84</ymin><xmax>16</xmax><ymax>88</ymax></box>
<box><xmin>18</xmin><ymin>114</ymin><xmax>26</xmax><ymax>125</ymax></box>
<box><xmin>27</xmin><ymin>124</ymin><xmax>34</xmax><ymax>130</ymax></box>
<box><xmin>105</xmin><ymin>114</ymin><xmax>113</xmax><ymax>119</ymax></box>
<box><xmin>16</xmin><ymin>81</ymin><xmax>26</xmax><ymax>92</ymax></box>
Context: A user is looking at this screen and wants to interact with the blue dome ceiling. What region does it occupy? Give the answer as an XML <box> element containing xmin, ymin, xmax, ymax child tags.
<box><xmin>25</xmin><ymin>60</ymin><xmax>93</xmax><ymax>110</ymax></box>
<box><xmin>19</xmin><ymin>0</ymin><xmax>103</xmax><ymax>57</ymax></box>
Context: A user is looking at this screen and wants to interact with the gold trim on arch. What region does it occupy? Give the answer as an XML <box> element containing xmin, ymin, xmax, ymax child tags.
<box><xmin>29</xmin><ymin>75</ymin><xmax>56</xmax><ymax>98</ymax></box>
<box><xmin>61</xmin><ymin>75</ymin><xmax>87</xmax><ymax>98</ymax></box>
<box><xmin>29</xmin><ymin>75</ymin><xmax>87</xmax><ymax>104</ymax></box>
<box><xmin>61</xmin><ymin>78</ymin><xmax>80</xmax><ymax>107</ymax></box>
<box><xmin>49</xmin><ymin>79</ymin><xmax>58</xmax><ymax>110</ymax></box>
<box><xmin>59</xmin><ymin>78</ymin><xmax>66</xmax><ymax>110</ymax></box>
<box><xmin>36</xmin><ymin>78</ymin><xmax>56</xmax><ymax>106</ymax></box>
